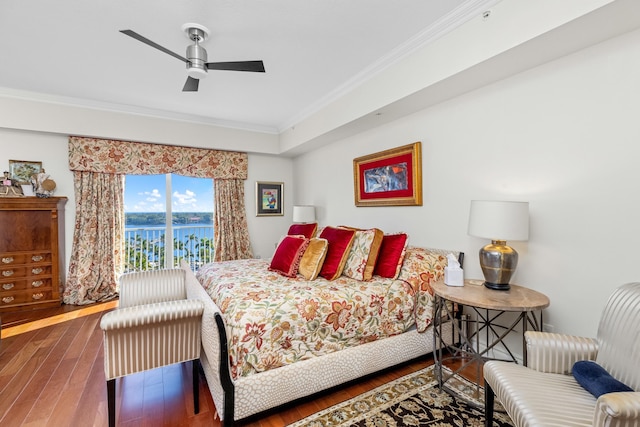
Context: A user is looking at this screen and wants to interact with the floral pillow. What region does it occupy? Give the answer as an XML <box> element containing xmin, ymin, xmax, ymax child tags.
<box><xmin>341</xmin><ymin>227</ymin><xmax>383</xmax><ymax>281</ymax></box>
<box><xmin>397</xmin><ymin>246</ymin><xmax>452</xmax><ymax>332</ymax></box>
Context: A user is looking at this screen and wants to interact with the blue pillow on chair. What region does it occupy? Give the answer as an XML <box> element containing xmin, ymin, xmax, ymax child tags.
<box><xmin>572</xmin><ymin>360</ymin><xmax>634</xmax><ymax>398</ymax></box>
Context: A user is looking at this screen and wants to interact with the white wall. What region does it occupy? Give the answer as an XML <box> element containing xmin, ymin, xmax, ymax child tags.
<box><xmin>0</xmin><ymin>129</ymin><xmax>75</xmax><ymax>269</ymax></box>
<box><xmin>293</xmin><ymin>27</ymin><xmax>640</xmax><ymax>338</ymax></box>
<box><xmin>0</xmin><ymin>128</ymin><xmax>293</xmax><ymax>275</ymax></box>
<box><xmin>246</xmin><ymin>153</ymin><xmax>295</xmax><ymax>260</ymax></box>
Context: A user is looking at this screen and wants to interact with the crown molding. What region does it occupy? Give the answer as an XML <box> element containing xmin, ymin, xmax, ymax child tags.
<box><xmin>277</xmin><ymin>0</ymin><xmax>501</xmax><ymax>133</ymax></box>
<box><xmin>0</xmin><ymin>87</ymin><xmax>279</xmax><ymax>135</ymax></box>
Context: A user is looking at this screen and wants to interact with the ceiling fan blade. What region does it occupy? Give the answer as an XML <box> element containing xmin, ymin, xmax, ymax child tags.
<box><xmin>120</xmin><ymin>29</ymin><xmax>189</xmax><ymax>63</ymax></box>
<box><xmin>206</xmin><ymin>60</ymin><xmax>265</xmax><ymax>72</ymax></box>
<box><xmin>183</xmin><ymin>76</ymin><xmax>200</xmax><ymax>92</ymax></box>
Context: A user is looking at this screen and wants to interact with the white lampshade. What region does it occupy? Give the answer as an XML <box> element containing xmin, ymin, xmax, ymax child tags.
<box><xmin>292</xmin><ymin>205</ymin><xmax>315</xmax><ymax>223</ymax></box>
<box><xmin>468</xmin><ymin>200</ymin><xmax>529</xmax><ymax>241</ymax></box>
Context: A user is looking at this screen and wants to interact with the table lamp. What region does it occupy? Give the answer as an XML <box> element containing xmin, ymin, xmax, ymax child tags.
<box><xmin>292</xmin><ymin>205</ymin><xmax>315</xmax><ymax>223</ymax></box>
<box><xmin>468</xmin><ymin>200</ymin><xmax>529</xmax><ymax>291</ymax></box>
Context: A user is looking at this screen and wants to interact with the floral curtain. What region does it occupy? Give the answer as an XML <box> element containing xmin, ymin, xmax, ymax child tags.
<box><xmin>68</xmin><ymin>136</ymin><xmax>248</xmax><ymax>179</ymax></box>
<box><xmin>214</xmin><ymin>179</ymin><xmax>253</xmax><ymax>261</ymax></box>
<box><xmin>63</xmin><ymin>171</ymin><xmax>124</xmax><ymax>305</ymax></box>
<box><xmin>65</xmin><ymin>136</ymin><xmax>251</xmax><ymax>304</ymax></box>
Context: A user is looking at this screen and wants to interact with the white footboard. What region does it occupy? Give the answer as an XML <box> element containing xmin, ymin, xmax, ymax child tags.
<box><xmin>182</xmin><ymin>261</ymin><xmax>228</xmax><ymax>417</ymax></box>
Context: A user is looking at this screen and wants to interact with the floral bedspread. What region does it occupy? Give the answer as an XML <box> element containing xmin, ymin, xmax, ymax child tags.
<box><xmin>196</xmin><ymin>258</ymin><xmax>421</xmax><ymax>380</ymax></box>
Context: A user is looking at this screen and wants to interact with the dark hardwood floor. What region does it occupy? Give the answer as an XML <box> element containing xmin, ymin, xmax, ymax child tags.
<box><xmin>0</xmin><ymin>303</ymin><xmax>477</xmax><ymax>427</ymax></box>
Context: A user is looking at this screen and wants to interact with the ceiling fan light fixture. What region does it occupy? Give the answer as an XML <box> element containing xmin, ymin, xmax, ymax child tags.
<box><xmin>187</xmin><ymin>66</ymin><xmax>207</xmax><ymax>80</ymax></box>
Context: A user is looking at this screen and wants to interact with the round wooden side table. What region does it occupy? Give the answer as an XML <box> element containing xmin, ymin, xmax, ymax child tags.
<box><xmin>431</xmin><ymin>279</ymin><xmax>550</xmax><ymax>406</ymax></box>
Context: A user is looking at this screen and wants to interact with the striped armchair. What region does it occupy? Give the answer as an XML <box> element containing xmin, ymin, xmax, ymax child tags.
<box><xmin>484</xmin><ymin>282</ymin><xmax>640</xmax><ymax>427</ymax></box>
<box><xmin>100</xmin><ymin>268</ymin><xmax>204</xmax><ymax>427</ymax></box>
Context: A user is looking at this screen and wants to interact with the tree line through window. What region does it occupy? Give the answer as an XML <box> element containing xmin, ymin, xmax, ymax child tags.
<box><xmin>124</xmin><ymin>174</ymin><xmax>214</xmax><ymax>272</ymax></box>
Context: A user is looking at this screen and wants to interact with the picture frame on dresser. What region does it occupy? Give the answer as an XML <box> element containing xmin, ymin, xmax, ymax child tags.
<box><xmin>8</xmin><ymin>159</ymin><xmax>42</xmax><ymax>184</ymax></box>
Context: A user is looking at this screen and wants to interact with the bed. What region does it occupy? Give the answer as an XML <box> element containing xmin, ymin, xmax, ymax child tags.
<box><xmin>182</xmin><ymin>228</ymin><xmax>460</xmax><ymax>425</ymax></box>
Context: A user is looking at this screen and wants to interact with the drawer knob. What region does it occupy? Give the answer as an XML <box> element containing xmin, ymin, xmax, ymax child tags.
<box><xmin>2</xmin><ymin>296</ymin><xmax>15</xmax><ymax>304</ymax></box>
<box><xmin>32</xmin><ymin>268</ymin><xmax>44</xmax><ymax>275</ymax></box>
<box><xmin>32</xmin><ymin>293</ymin><xmax>44</xmax><ymax>300</ymax></box>
<box><xmin>2</xmin><ymin>257</ymin><xmax>14</xmax><ymax>264</ymax></box>
<box><xmin>32</xmin><ymin>255</ymin><xmax>44</xmax><ymax>262</ymax></box>
<box><xmin>32</xmin><ymin>280</ymin><xmax>44</xmax><ymax>288</ymax></box>
<box><xmin>2</xmin><ymin>283</ymin><xmax>15</xmax><ymax>290</ymax></box>
<box><xmin>2</xmin><ymin>270</ymin><xmax>14</xmax><ymax>277</ymax></box>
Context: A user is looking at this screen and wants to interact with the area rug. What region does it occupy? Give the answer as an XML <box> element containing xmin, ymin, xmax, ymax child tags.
<box><xmin>287</xmin><ymin>365</ymin><xmax>513</xmax><ymax>427</ymax></box>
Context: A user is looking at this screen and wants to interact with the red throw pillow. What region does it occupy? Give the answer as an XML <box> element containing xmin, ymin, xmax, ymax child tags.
<box><xmin>374</xmin><ymin>233</ymin><xmax>409</xmax><ymax>279</ymax></box>
<box><xmin>318</xmin><ymin>226</ymin><xmax>356</xmax><ymax>280</ymax></box>
<box><xmin>287</xmin><ymin>223</ymin><xmax>318</xmax><ymax>239</ymax></box>
<box><xmin>269</xmin><ymin>235</ymin><xmax>309</xmax><ymax>277</ymax></box>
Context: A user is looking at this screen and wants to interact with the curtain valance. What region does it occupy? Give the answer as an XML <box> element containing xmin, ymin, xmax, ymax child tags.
<box><xmin>68</xmin><ymin>136</ymin><xmax>248</xmax><ymax>179</ymax></box>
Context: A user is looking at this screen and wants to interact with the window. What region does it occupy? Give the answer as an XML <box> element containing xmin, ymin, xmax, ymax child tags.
<box><xmin>124</xmin><ymin>173</ymin><xmax>214</xmax><ymax>272</ymax></box>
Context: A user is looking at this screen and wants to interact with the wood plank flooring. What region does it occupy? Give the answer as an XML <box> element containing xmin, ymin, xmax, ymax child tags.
<box><xmin>0</xmin><ymin>303</ymin><xmax>476</xmax><ymax>427</ymax></box>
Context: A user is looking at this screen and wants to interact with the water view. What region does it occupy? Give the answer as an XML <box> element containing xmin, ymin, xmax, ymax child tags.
<box><xmin>124</xmin><ymin>212</ymin><xmax>214</xmax><ymax>272</ymax></box>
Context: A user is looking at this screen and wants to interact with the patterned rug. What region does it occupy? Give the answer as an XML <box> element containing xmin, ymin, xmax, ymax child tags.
<box><xmin>287</xmin><ymin>365</ymin><xmax>513</xmax><ymax>427</ymax></box>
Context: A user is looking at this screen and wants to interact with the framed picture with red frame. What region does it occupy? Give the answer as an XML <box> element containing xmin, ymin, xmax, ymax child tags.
<box><xmin>353</xmin><ymin>142</ymin><xmax>422</xmax><ymax>207</ymax></box>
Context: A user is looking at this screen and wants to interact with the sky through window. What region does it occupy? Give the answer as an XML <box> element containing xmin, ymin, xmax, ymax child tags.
<box><xmin>124</xmin><ymin>174</ymin><xmax>214</xmax><ymax>213</ymax></box>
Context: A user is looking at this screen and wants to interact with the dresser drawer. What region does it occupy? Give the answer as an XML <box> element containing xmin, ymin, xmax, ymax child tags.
<box><xmin>0</xmin><ymin>252</ymin><xmax>51</xmax><ymax>265</ymax></box>
<box><xmin>0</xmin><ymin>278</ymin><xmax>52</xmax><ymax>292</ymax></box>
<box><xmin>1</xmin><ymin>290</ymin><xmax>54</xmax><ymax>307</ymax></box>
<box><xmin>0</xmin><ymin>265</ymin><xmax>52</xmax><ymax>278</ymax></box>
<box><xmin>0</xmin><ymin>266</ymin><xmax>27</xmax><ymax>278</ymax></box>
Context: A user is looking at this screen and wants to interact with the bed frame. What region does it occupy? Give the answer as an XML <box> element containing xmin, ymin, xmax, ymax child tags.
<box><xmin>181</xmin><ymin>260</ymin><xmax>456</xmax><ymax>425</ymax></box>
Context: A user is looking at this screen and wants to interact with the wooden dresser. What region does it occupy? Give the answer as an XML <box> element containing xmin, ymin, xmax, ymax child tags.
<box><xmin>0</xmin><ymin>197</ymin><xmax>67</xmax><ymax>312</ymax></box>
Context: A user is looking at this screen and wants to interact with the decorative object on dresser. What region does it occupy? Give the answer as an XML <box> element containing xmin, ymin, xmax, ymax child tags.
<box><xmin>467</xmin><ymin>200</ymin><xmax>529</xmax><ymax>290</ymax></box>
<box><xmin>255</xmin><ymin>181</ymin><xmax>283</xmax><ymax>216</ymax></box>
<box><xmin>353</xmin><ymin>142</ymin><xmax>422</xmax><ymax>207</ymax></box>
<box><xmin>0</xmin><ymin>197</ymin><xmax>66</xmax><ymax>312</ymax></box>
<box><xmin>33</xmin><ymin>169</ymin><xmax>57</xmax><ymax>197</ymax></box>
<box><xmin>0</xmin><ymin>170</ymin><xmax>24</xmax><ymax>197</ymax></box>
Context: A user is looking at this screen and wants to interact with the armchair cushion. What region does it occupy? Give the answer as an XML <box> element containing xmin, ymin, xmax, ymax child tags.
<box><xmin>101</xmin><ymin>299</ymin><xmax>204</xmax><ymax>380</ymax></box>
<box><xmin>525</xmin><ymin>331</ymin><xmax>599</xmax><ymax>374</ymax></box>
<box><xmin>573</xmin><ymin>360</ymin><xmax>633</xmax><ymax>398</ymax></box>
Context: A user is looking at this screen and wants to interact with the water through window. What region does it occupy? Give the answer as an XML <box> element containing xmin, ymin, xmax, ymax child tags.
<box><xmin>124</xmin><ymin>173</ymin><xmax>214</xmax><ymax>272</ymax></box>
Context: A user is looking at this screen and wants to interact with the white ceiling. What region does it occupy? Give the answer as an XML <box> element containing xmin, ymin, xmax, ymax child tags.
<box><xmin>0</xmin><ymin>0</ymin><xmax>497</xmax><ymax>133</ymax></box>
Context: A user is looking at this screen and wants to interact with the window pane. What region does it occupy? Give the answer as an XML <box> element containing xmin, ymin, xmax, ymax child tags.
<box><xmin>171</xmin><ymin>174</ymin><xmax>214</xmax><ymax>269</ymax></box>
<box><xmin>123</xmin><ymin>174</ymin><xmax>214</xmax><ymax>272</ymax></box>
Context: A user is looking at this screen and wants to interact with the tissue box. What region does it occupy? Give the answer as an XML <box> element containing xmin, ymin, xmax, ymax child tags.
<box><xmin>444</xmin><ymin>267</ymin><xmax>464</xmax><ymax>287</ymax></box>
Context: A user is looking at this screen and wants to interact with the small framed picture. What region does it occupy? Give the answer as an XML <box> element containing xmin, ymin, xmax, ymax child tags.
<box><xmin>256</xmin><ymin>181</ymin><xmax>284</xmax><ymax>216</ymax></box>
<box><xmin>9</xmin><ymin>160</ymin><xmax>42</xmax><ymax>184</ymax></box>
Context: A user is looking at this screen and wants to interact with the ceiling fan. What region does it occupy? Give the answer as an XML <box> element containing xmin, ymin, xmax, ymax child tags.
<box><xmin>120</xmin><ymin>23</ymin><xmax>265</xmax><ymax>92</ymax></box>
